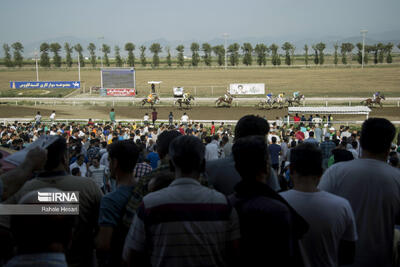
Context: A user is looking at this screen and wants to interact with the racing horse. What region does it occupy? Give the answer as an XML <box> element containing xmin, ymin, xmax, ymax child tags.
<box><xmin>256</xmin><ymin>98</ymin><xmax>273</xmax><ymax>109</ymax></box>
<box><xmin>141</xmin><ymin>95</ymin><xmax>160</xmax><ymax>108</ymax></box>
<box><xmin>175</xmin><ymin>95</ymin><xmax>195</xmax><ymax>109</ymax></box>
<box><xmin>271</xmin><ymin>96</ymin><xmax>287</xmax><ymax>108</ymax></box>
<box><xmin>287</xmin><ymin>94</ymin><xmax>305</xmax><ymax>107</ymax></box>
<box><xmin>215</xmin><ymin>95</ymin><xmax>234</xmax><ymax>107</ymax></box>
<box><xmin>360</xmin><ymin>95</ymin><xmax>385</xmax><ymax>108</ymax></box>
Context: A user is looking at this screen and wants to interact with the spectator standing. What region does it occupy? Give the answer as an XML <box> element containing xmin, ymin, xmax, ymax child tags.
<box><xmin>123</xmin><ymin>136</ymin><xmax>240</xmax><ymax>267</ymax></box>
<box><xmin>96</xmin><ymin>140</ymin><xmax>139</xmax><ymax>266</ymax></box>
<box><xmin>146</xmin><ymin>145</ymin><xmax>160</xmax><ymax>170</ymax></box>
<box><xmin>1</xmin><ymin>137</ymin><xmax>103</xmax><ymax>266</ymax></box>
<box><xmin>281</xmin><ymin>144</ymin><xmax>357</xmax><ymax>267</ymax></box>
<box><xmin>168</xmin><ymin>111</ymin><xmax>173</xmax><ymax>126</ymax></box>
<box><xmin>205</xmin><ymin>136</ymin><xmax>219</xmax><ymax>161</ymax></box>
<box><xmin>50</xmin><ymin>110</ymin><xmax>56</xmax><ymax>124</ymax></box>
<box><xmin>320</xmin><ymin>136</ymin><xmax>336</xmax><ymax>169</ymax></box>
<box><xmin>151</xmin><ymin>108</ymin><xmax>158</xmax><ymax>125</ymax></box>
<box><xmin>69</xmin><ymin>154</ymin><xmax>88</xmax><ymax>177</ymax></box>
<box><xmin>211</xmin><ymin>121</ymin><xmax>215</xmax><ymax>135</ymax></box>
<box><xmin>319</xmin><ymin>118</ymin><xmax>400</xmax><ymax>267</ymax></box>
<box><xmin>304</xmin><ymin>131</ymin><xmax>319</xmax><ymax>147</ymax></box>
<box><xmin>109</xmin><ymin>108</ymin><xmax>115</xmax><ymax>124</ymax></box>
<box><xmin>280</xmin><ymin>136</ymin><xmax>289</xmax><ymax>172</ymax></box>
<box><xmin>231</xmin><ymin>136</ymin><xmax>308</xmax><ymax>266</ymax></box>
<box><xmin>34</xmin><ymin>111</ymin><xmax>41</xmax><ymax>126</ymax></box>
<box><xmin>181</xmin><ymin>112</ymin><xmax>189</xmax><ymax>126</ymax></box>
<box><xmin>143</xmin><ymin>113</ymin><xmax>149</xmax><ymax>125</ymax></box>
<box><xmin>88</xmin><ymin>157</ymin><xmax>107</xmax><ymax>190</ymax></box>
<box><xmin>269</xmin><ymin>136</ymin><xmax>281</xmax><ymax>173</ymax></box>
<box><xmin>206</xmin><ymin>115</ymin><xmax>281</xmax><ymax>195</ymax></box>
<box><xmin>314</xmin><ymin>124</ymin><xmax>323</xmax><ymax>143</ymax></box>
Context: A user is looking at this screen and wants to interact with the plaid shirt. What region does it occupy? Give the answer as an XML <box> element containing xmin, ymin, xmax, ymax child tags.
<box><xmin>133</xmin><ymin>162</ymin><xmax>153</xmax><ymax>178</ymax></box>
<box><xmin>320</xmin><ymin>141</ymin><xmax>336</xmax><ymax>159</ymax></box>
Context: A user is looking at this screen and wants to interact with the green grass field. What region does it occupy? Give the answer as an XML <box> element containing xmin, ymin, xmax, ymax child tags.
<box><xmin>0</xmin><ymin>65</ymin><xmax>399</xmax><ymax>97</ymax></box>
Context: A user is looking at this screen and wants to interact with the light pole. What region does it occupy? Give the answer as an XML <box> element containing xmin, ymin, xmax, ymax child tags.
<box><xmin>223</xmin><ymin>33</ymin><xmax>229</xmax><ymax>70</ymax></box>
<box><xmin>361</xmin><ymin>30</ymin><xmax>368</xmax><ymax>69</ymax></box>
<box><xmin>34</xmin><ymin>49</ymin><xmax>39</xmax><ymax>81</ymax></box>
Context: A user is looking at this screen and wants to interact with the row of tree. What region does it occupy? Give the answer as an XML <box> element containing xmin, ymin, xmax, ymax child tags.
<box><xmin>3</xmin><ymin>41</ymin><xmax>399</xmax><ymax>68</ymax></box>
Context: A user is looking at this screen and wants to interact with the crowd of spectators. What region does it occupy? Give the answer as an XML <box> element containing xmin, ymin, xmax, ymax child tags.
<box><xmin>0</xmin><ymin>112</ymin><xmax>399</xmax><ymax>267</ymax></box>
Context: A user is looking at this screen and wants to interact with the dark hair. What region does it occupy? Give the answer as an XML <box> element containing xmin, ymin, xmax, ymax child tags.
<box><xmin>309</xmin><ymin>131</ymin><xmax>314</xmax><ymax>137</ymax></box>
<box><xmin>332</xmin><ymin>149</ymin><xmax>354</xmax><ymax>164</ymax></box>
<box><xmin>71</xmin><ymin>167</ymin><xmax>81</xmax><ymax>176</ymax></box>
<box><xmin>351</xmin><ymin>141</ymin><xmax>358</xmax><ymax>149</ymax></box>
<box><xmin>205</xmin><ymin>136</ymin><xmax>212</xmax><ymax>144</ymax></box>
<box><xmin>45</xmin><ymin>137</ymin><xmax>67</xmax><ymax>171</ymax></box>
<box><xmin>233</xmin><ymin>136</ymin><xmax>269</xmax><ymax>180</ymax></box>
<box><xmin>389</xmin><ymin>156</ymin><xmax>399</xmax><ymax>167</ymax></box>
<box><xmin>234</xmin><ymin>115</ymin><xmax>270</xmax><ymax>141</ymax></box>
<box><xmin>271</xmin><ymin>136</ymin><xmax>277</xmax><ymax>143</ymax></box>
<box><xmin>360</xmin><ymin>118</ymin><xmax>396</xmax><ymax>154</ymax></box>
<box><xmin>108</xmin><ymin>140</ymin><xmax>139</xmax><ymax>173</ymax></box>
<box><xmin>169</xmin><ymin>136</ymin><xmax>204</xmax><ymax>173</ymax></box>
<box><xmin>156</xmin><ymin>130</ymin><xmax>182</xmax><ymax>158</ymax></box>
<box><xmin>290</xmin><ymin>143</ymin><xmax>323</xmax><ymax>177</ymax></box>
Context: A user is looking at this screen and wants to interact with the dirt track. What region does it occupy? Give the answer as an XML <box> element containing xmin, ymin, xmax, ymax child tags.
<box><xmin>0</xmin><ymin>105</ymin><xmax>398</xmax><ymax>122</ymax></box>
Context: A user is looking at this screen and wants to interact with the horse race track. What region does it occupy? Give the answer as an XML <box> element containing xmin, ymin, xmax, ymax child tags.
<box><xmin>0</xmin><ymin>105</ymin><xmax>398</xmax><ymax>122</ymax></box>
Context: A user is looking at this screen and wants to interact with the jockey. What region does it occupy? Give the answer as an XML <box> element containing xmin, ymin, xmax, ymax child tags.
<box><xmin>183</xmin><ymin>92</ymin><xmax>190</xmax><ymax>102</ymax></box>
<box><xmin>224</xmin><ymin>91</ymin><xmax>231</xmax><ymax>101</ymax></box>
<box><xmin>266</xmin><ymin>93</ymin><xmax>273</xmax><ymax>102</ymax></box>
<box><xmin>373</xmin><ymin>91</ymin><xmax>380</xmax><ymax>101</ymax></box>
<box><xmin>278</xmin><ymin>93</ymin><xmax>285</xmax><ymax>102</ymax></box>
<box><xmin>147</xmin><ymin>93</ymin><xmax>153</xmax><ymax>102</ymax></box>
<box><xmin>293</xmin><ymin>91</ymin><xmax>300</xmax><ymax>98</ymax></box>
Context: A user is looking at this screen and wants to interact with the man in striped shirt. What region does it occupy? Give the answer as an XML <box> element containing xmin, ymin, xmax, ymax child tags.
<box><xmin>123</xmin><ymin>135</ymin><xmax>240</xmax><ymax>267</ymax></box>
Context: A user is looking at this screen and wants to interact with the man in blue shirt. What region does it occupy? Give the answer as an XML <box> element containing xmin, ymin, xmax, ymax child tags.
<box><xmin>269</xmin><ymin>136</ymin><xmax>281</xmax><ymax>173</ymax></box>
<box><xmin>96</xmin><ymin>140</ymin><xmax>139</xmax><ymax>266</ymax></box>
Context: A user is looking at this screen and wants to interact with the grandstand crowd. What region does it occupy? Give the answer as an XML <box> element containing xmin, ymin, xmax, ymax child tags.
<box><xmin>0</xmin><ymin>112</ymin><xmax>399</xmax><ymax>267</ymax></box>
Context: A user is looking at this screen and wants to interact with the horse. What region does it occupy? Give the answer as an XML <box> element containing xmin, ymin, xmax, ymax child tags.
<box><xmin>287</xmin><ymin>94</ymin><xmax>305</xmax><ymax>107</ymax></box>
<box><xmin>175</xmin><ymin>95</ymin><xmax>195</xmax><ymax>109</ymax></box>
<box><xmin>216</xmin><ymin>95</ymin><xmax>234</xmax><ymax>107</ymax></box>
<box><xmin>271</xmin><ymin>96</ymin><xmax>287</xmax><ymax>108</ymax></box>
<box><xmin>256</xmin><ymin>99</ymin><xmax>273</xmax><ymax>109</ymax></box>
<box><xmin>360</xmin><ymin>95</ymin><xmax>385</xmax><ymax>108</ymax></box>
<box><xmin>141</xmin><ymin>96</ymin><xmax>160</xmax><ymax>108</ymax></box>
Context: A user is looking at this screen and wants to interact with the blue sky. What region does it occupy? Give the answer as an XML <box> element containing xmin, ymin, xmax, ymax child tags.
<box><xmin>1</xmin><ymin>0</ymin><xmax>399</xmax><ymax>43</ymax></box>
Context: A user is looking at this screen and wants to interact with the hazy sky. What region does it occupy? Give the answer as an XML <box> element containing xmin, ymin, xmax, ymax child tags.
<box><xmin>1</xmin><ymin>0</ymin><xmax>399</xmax><ymax>43</ymax></box>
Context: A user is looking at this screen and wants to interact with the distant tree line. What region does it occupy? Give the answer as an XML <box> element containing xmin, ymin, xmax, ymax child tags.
<box><xmin>2</xmin><ymin>41</ymin><xmax>399</xmax><ymax>68</ymax></box>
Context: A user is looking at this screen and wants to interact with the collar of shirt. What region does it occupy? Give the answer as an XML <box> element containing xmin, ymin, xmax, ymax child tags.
<box><xmin>169</xmin><ymin>177</ymin><xmax>201</xmax><ymax>187</ymax></box>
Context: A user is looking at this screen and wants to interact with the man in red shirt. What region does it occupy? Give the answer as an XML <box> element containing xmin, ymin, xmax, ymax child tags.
<box><xmin>294</xmin><ymin>113</ymin><xmax>301</xmax><ymax>123</ymax></box>
<box><xmin>295</xmin><ymin>128</ymin><xmax>305</xmax><ymax>140</ymax></box>
<box><xmin>211</xmin><ymin>121</ymin><xmax>215</xmax><ymax>135</ymax></box>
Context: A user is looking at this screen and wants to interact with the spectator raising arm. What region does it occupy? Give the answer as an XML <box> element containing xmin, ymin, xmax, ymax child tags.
<box><xmin>0</xmin><ymin>147</ymin><xmax>47</xmax><ymax>201</ymax></box>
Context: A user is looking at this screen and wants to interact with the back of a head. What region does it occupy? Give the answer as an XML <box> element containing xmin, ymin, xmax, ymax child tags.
<box><xmin>234</xmin><ymin>115</ymin><xmax>270</xmax><ymax>141</ymax></box>
<box><xmin>290</xmin><ymin>143</ymin><xmax>323</xmax><ymax>177</ymax></box>
<box><xmin>332</xmin><ymin>149</ymin><xmax>354</xmax><ymax>164</ymax></box>
<box><xmin>233</xmin><ymin>136</ymin><xmax>269</xmax><ymax>180</ymax></box>
<box><xmin>309</xmin><ymin>131</ymin><xmax>314</xmax><ymax>137</ymax></box>
<box><xmin>45</xmin><ymin>136</ymin><xmax>67</xmax><ymax>171</ymax></box>
<box><xmin>360</xmin><ymin>118</ymin><xmax>395</xmax><ymax>154</ymax></box>
<box><xmin>109</xmin><ymin>140</ymin><xmax>139</xmax><ymax>173</ymax></box>
<box><xmin>271</xmin><ymin>136</ymin><xmax>277</xmax><ymax>143</ymax></box>
<box><xmin>156</xmin><ymin>130</ymin><xmax>182</xmax><ymax>158</ymax></box>
<box><xmin>169</xmin><ymin>135</ymin><xmax>204</xmax><ymax>174</ymax></box>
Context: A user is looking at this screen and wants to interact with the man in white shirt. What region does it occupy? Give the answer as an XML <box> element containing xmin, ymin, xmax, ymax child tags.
<box><xmin>88</xmin><ymin>157</ymin><xmax>107</xmax><ymax>189</ymax></box>
<box><xmin>319</xmin><ymin>118</ymin><xmax>400</xmax><ymax>267</ymax></box>
<box><xmin>70</xmin><ymin>154</ymin><xmax>88</xmax><ymax>177</ymax></box>
<box><xmin>143</xmin><ymin>113</ymin><xmax>149</xmax><ymax>125</ymax></box>
<box><xmin>205</xmin><ymin>136</ymin><xmax>219</xmax><ymax>161</ymax></box>
<box><xmin>281</xmin><ymin>143</ymin><xmax>357</xmax><ymax>267</ymax></box>
<box><xmin>181</xmin><ymin>112</ymin><xmax>189</xmax><ymax>126</ymax></box>
<box><xmin>50</xmin><ymin>110</ymin><xmax>56</xmax><ymax>124</ymax></box>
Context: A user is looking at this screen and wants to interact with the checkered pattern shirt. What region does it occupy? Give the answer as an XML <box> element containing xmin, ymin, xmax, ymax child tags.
<box><xmin>133</xmin><ymin>162</ymin><xmax>153</xmax><ymax>178</ymax></box>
